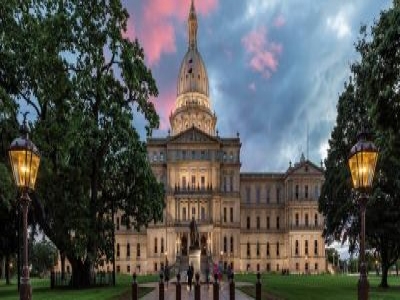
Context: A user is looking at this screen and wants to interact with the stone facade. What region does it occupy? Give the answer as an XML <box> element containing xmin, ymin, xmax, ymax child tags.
<box><xmin>112</xmin><ymin>0</ymin><xmax>326</xmax><ymax>276</ymax></box>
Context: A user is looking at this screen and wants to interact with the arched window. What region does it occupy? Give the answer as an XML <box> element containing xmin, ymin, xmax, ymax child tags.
<box><xmin>137</xmin><ymin>243</ymin><xmax>141</xmax><ymax>257</ymax></box>
<box><xmin>223</xmin><ymin>236</ymin><xmax>227</xmax><ymax>253</ymax></box>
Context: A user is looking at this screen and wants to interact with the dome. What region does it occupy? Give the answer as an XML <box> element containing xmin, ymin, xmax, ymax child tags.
<box><xmin>177</xmin><ymin>49</ymin><xmax>209</xmax><ymax>97</ymax></box>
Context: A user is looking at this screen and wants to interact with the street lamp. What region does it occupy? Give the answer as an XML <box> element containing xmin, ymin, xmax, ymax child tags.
<box><xmin>348</xmin><ymin>131</ymin><xmax>378</xmax><ymax>300</ymax></box>
<box><xmin>9</xmin><ymin>121</ymin><xmax>40</xmax><ymax>300</ymax></box>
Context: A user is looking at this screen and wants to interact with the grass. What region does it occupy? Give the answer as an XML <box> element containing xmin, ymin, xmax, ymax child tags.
<box><xmin>0</xmin><ymin>274</ymin><xmax>158</xmax><ymax>300</ymax></box>
<box><xmin>236</xmin><ymin>273</ymin><xmax>400</xmax><ymax>300</ymax></box>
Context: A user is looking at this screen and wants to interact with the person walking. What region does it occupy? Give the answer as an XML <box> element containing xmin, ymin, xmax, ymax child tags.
<box><xmin>164</xmin><ymin>261</ymin><xmax>170</xmax><ymax>289</ymax></box>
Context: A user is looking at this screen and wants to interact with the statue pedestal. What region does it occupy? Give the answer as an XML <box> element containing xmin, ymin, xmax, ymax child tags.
<box><xmin>188</xmin><ymin>248</ymin><xmax>201</xmax><ymax>275</ymax></box>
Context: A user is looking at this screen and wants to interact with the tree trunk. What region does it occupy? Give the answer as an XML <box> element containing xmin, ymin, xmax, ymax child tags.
<box><xmin>69</xmin><ymin>257</ymin><xmax>92</xmax><ymax>289</ymax></box>
<box><xmin>5</xmin><ymin>255</ymin><xmax>10</xmax><ymax>285</ymax></box>
<box><xmin>380</xmin><ymin>263</ymin><xmax>389</xmax><ymax>288</ymax></box>
<box><xmin>61</xmin><ymin>252</ymin><xmax>66</xmax><ymax>280</ymax></box>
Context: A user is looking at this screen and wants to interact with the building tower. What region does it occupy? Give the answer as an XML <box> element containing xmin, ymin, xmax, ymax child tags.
<box><xmin>170</xmin><ymin>0</ymin><xmax>217</xmax><ymax>136</ymax></box>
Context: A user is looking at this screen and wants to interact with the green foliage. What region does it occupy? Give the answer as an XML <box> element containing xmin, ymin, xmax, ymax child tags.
<box><xmin>319</xmin><ymin>1</ymin><xmax>400</xmax><ymax>288</ymax></box>
<box><xmin>1</xmin><ymin>0</ymin><xmax>165</xmax><ymax>288</ymax></box>
<box><xmin>30</xmin><ymin>239</ymin><xmax>58</xmax><ymax>277</ymax></box>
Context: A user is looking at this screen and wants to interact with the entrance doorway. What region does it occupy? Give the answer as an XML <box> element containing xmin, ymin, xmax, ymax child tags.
<box><xmin>200</xmin><ymin>234</ymin><xmax>207</xmax><ymax>255</ymax></box>
<box><xmin>181</xmin><ymin>234</ymin><xmax>188</xmax><ymax>256</ymax></box>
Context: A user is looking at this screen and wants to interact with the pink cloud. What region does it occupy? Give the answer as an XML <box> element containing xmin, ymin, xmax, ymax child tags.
<box><xmin>124</xmin><ymin>0</ymin><xmax>218</xmax><ymax>66</ymax></box>
<box><xmin>241</xmin><ymin>26</ymin><xmax>282</xmax><ymax>78</ymax></box>
<box><xmin>273</xmin><ymin>15</ymin><xmax>286</xmax><ymax>28</ymax></box>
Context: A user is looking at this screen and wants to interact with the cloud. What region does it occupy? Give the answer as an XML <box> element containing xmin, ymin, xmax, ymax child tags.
<box><xmin>326</xmin><ymin>10</ymin><xmax>351</xmax><ymax>39</ymax></box>
<box><xmin>241</xmin><ymin>26</ymin><xmax>283</xmax><ymax>78</ymax></box>
<box><xmin>124</xmin><ymin>0</ymin><xmax>218</xmax><ymax>66</ymax></box>
<box><xmin>273</xmin><ymin>15</ymin><xmax>285</xmax><ymax>28</ymax></box>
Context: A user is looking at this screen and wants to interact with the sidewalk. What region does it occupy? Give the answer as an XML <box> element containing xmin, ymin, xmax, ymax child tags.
<box><xmin>139</xmin><ymin>281</ymin><xmax>254</xmax><ymax>300</ymax></box>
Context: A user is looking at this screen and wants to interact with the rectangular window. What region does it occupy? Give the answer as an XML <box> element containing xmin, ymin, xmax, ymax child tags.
<box><xmin>246</xmin><ymin>187</ymin><xmax>251</xmax><ymax>203</ymax></box>
<box><xmin>267</xmin><ymin>243</ymin><xmax>270</xmax><ymax>256</ymax></box>
<box><xmin>154</xmin><ymin>263</ymin><xmax>158</xmax><ymax>272</ymax></box>
<box><xmin>191</xmin><ymin>175</ymin><xmax>196</xmax><ymax>189</ymax></box>
<box><xmin>295</xmin><ymin>185</ymin><xmax>299</xmax><ymax>199</ymax></box>
<box><xmin>276</xmin><ymin>242</ymin><xmax>280</xmax><ymax>257</ymax></box>
<box><xmin>201</xmin><ymin>207</ymin><xmax>205</xmax><ymax>220</ymax></box>
<box><xmin>256</xmin><ymin>187</ymin><xmax>260</xmax><ymax>204</ymax></box>
<box><xmin>267</xmin><ymin>217</ymin><xmax>270</xmax><ymax>229</ymax></box>
<box><xmin>117</xmin><ymin>243</ymin><xmax>120</xmax><ymax>257</ymax></box>
<box><xmin>266</xmin><ymin>187</ymin><xmax>270</xmax><ymax>203</ymax></box>
<box><xmin>160</xmin><ymin>152</ymin><xmax>164</xmax><ymax>161</ymax></box>
<box><xmin>295</xmin><ymin>263</ymin><xmax>299</xmax><ymax>271</ymax></box>
<box><xmin>223</xmin><ymin>237</ymin><xmax>227</xmax><ymax>252</ymax></box>
<box><xmin>295</xmin><ymin>213</ymin><xmax>299</xmax><ymax>226</ymax></box>
<box><xmin>230</xmin><ymin>207</ymin><xmax>234</xmax><ymax>222</ymax></box>
<box><xmin>256</xmin><ymin>242</ymin><xmax>260</xmax><ymax>256</ymax></box>
<box><xmin>276</xmin><ymin>187</ymin><xmax>281</xmax><ymax>203</ymax></box>
<box><xmin>201</xmin><ymin>176</ymin><xmax>205</xmax><ymax>190</ymax></box>
<box><xmin>182</xmin><ymin>176</ymin><xmax>186</xmax><ymax>190</ymax></box>
<box><xmin>276</xmin><ymin>216</ymin><xmax>280</xmax><ymax>229</ymax></box>
<box><xmin>247</xmin><ymin>243</ymin><xmax>250</xmax><ymax>257</ymax></box>
<box><xmin>256</xmin><ymin>216</ymin><xmax>260</xmax><ymax>229</ymax></box>
<box><xmin>223</xmin><ymin>177</ymin><xmax>227</xmax><ymax>192</ymax></box>
<box><xmin>116</xmin><ymin>217</ymin><xmax>120</xmax><ymax>231</ymax></box>
<box><xmin>223</xmin><ymin>207</ymin><xmax>227</xmax><ymax>223</ymax></box>
<box><xmin>154</xmin><ymin>238</ymin><xmax>158</xmax><ymax>254</ymax></box>
<box><xmin>305</xmin><ymin>240</ymin><xmax>308</xmax><ymax>255</ymax></box>
<box><xmin>295</xmin><ymin>240</ymin><xmax>299</xmax><ymax>255</ymax></box>
<box><xmin>192</xmin><ymin>150</ymin><xmax>195</xmax><ymax>159</ymax></box>
<box><xmin>314</xmin><ymin>240</ymin><xmax>318</xmax><ymax>255</ymax></box>
<box><xmin>201</xmin><ymin>150</ymin><xmax>205</xmax><ymax>159</ymax></box>
<box><xmin>246</xmin><ymin>216</ymin><xmax>250</xmax><ymax>229</ymax></box>
<box><xmin>182</xmin><ymin>150</ymin><xmax>186</xmax><ymax>160</ymax></box>
<box><xmin>127</xmin><ymin>243</ymin><xmax>130</xmax><ymax>257</ymax></box>
<box><xmin>161</xmin><ymin>238</ymin><xmax>164</xmax><ymax>254</ymax></box>
<box><xmin>137</xmin><ymin>243</ymin><xmax>141</xmax><ymax>257</ymax></box>
<box><xmin>192</xmin><ymin>207</ymin><xmax>196</xmax><ymax>218</ymax></box>
<box><xmin>315</xmin><ymin>263</ymin><xmax>318</xmax><ymax>271</ymax></box>
<box><xmin>267</xmin><ymin>263</ymin><xmax>270</xmax><ymax>272</ymax></box>
<box><xmin>182</xmin><ymin>207</ymin><xmax>187</xmax><ymax>221</ymax></box>
<box><xmin>117</xmin><ymin>265</ymin><xmax>120</xmax><ymax>273</ymax></box>
<box><xmin>305</xmin><ymin>185</ymin><xmax>309</xmax><ymax>199</ymax></box>
<box><xmin>127</xmin><ymin>265</ymin><xmax>130</xmax><ymax>273</ymax></box>
<box><xmin>230</xmin><ymin>176</ymin><xmax>234</xmax><ymax>192</ymax></box>
<box><xmin>305</xmin><ymin>214</ymin><xmax>309</xmax><ymax>227</ymax></box>
<box><xmin>230</xmin><ymin>236</ymin><xmax>234</xmax><ymax>253</ymax></box>
<box><xmin>314</xmin><ymin>214</ymin><xmax>318</xmax><ymax>226</ymax></box>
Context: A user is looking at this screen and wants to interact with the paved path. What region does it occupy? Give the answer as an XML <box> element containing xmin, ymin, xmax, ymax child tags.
<box><xmin>139</xmin><ymin>281</ymin><xmax>254</xmax><ymax>300</ymax></box>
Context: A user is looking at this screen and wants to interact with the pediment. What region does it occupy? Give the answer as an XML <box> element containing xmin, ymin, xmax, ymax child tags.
<box><xmin>168</xmin><ymin>126</ymin><xmax>219</xmax><ymax>144</ymax></box>
<box><xmin>286</xmin><ymin>160</ymin><xmax>323</xmax><ymax>177</ymax></box>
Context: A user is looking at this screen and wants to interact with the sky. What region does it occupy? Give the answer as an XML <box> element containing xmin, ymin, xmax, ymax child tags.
<box><xmin>124</xmin><ymin>0</ymin><xmax>392</xmax><ymax>172</ymax></box>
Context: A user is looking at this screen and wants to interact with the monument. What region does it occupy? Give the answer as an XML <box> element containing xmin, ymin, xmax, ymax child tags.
<box><xmin>189</xmin><ymin>217</ymin><xmax>201</xmax><ymax>274</ymax></box>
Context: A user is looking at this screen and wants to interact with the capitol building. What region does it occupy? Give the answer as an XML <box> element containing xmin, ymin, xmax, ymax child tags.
<box><xmin>114</xmin><ymin>1</ymin><xmax>325</xmax><ymax>275</ymax></box>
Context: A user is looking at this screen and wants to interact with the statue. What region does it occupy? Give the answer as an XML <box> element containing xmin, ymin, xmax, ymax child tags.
<box><xmin>189</xmin><ymin>217</ymin><xmax>199</xmax><ymax>249</ymax></box>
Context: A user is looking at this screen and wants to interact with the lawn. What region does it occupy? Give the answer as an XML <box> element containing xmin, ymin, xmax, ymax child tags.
<box><xmin>236</xmin><ymin>273</ymin><xmax>400</xmax><ymax>300</ymax></box>
<box><xmin>0</xmin><ymin>274</ymin><xmax>157</xmax><ymax>300</ymax></box>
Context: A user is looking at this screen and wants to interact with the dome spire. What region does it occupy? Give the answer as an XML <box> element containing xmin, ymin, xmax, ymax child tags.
<box><xmin>188</xmin><ymin>0</ymin><xmax>198</xmax><ymax>49</ymax></box>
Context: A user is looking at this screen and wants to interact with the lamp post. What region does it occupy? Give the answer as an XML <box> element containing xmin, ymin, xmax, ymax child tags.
<box><xmin>348</xmin><ymin>131</ymin><xmax>378</xmax><ymax>300</ymax></box>
<box><xmin>8</xmin><ymin>121</ymin><xmax>41</xmax><ymax>300</ymax></box>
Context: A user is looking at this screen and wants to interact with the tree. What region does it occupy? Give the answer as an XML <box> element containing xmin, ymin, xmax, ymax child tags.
<box><xmin>319</xmin><ymin>1</ymin><xmax>400</xmax><ymax>288</ymax></box>
<box><xmin>30</xmin><ymin>239</ymin><xmax>58</xmax><ymax>277</ymax></box>
<box><xmin>1</xmin><ymin>0</ymin><xmax>165</xmax><ymax>288</ymax></box>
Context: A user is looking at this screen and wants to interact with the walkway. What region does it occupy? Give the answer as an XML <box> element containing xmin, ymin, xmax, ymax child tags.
<box><xmin>139</xmin><ymin>281</ymin><xmax>254</xmax><ymax>300</ymax></box>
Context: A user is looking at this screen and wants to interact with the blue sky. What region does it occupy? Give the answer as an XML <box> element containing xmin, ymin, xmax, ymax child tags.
<box><xmin>125</xmin><ymin>0</ymin><xmax>392</xmax><ymax>172</ymax></box>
